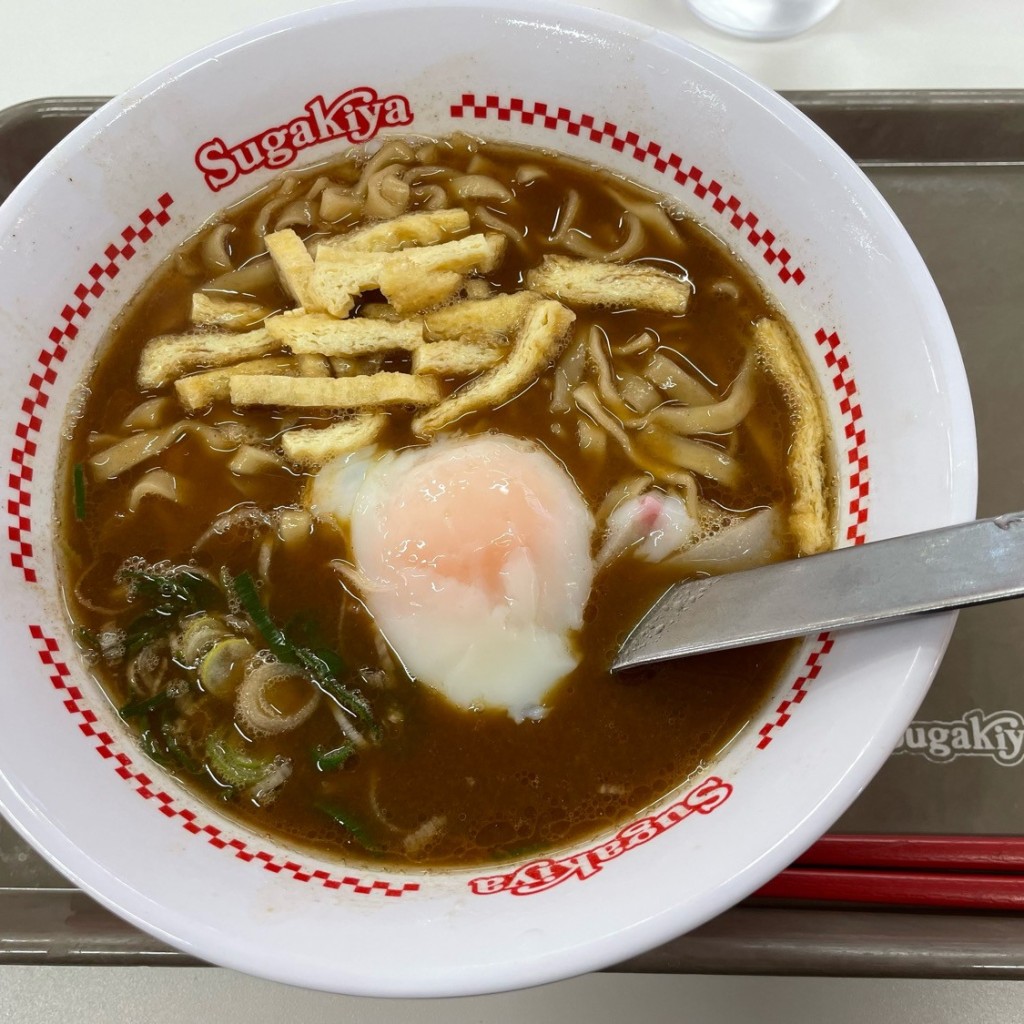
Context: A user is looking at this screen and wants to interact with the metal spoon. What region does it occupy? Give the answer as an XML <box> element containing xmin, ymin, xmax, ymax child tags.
<box><xmin>612</xmin><ymin>511</ymin><xmax>1024</xmax><ymax>672</ymax></box>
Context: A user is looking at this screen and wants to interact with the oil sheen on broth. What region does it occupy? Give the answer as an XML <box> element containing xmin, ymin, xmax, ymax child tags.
<box><xmin>60</xmin><ymin>136</ymin><xmax>833</xmax><ymax>867</ymax></box>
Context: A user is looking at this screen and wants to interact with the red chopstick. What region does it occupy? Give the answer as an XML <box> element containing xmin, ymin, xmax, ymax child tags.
<box><xmin>751</xmin><ymin>836</ymin><xmax>1024</xmax><ymax>910</ymax></box>
<box><xmin>755</xmin><ymin>867</ymin><xmax>1024</xmax><ymax>911</ymax></box>
<box><xmin>795</xmin><ymin>834</ymin><xmax>1024</xmax><ymax>873</ymax></box>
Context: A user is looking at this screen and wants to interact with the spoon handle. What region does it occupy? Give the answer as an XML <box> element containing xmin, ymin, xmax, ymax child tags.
<box><xmin>613</xmin><ymin>511</ymin><xmax>1024</xmax><ymax>671</ymax></box>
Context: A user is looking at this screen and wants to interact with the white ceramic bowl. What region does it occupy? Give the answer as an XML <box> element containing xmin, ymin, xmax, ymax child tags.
<box><xmin>0</xmin><ymin>0</ymin><xmax>975</xmax><ymax>997</ymax></box>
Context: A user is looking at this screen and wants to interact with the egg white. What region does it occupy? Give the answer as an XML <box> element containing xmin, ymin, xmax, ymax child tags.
<box><xmin>309</xmin><ymin>433</ymin><xmax>595</xmax><ymax>720</ymax></box>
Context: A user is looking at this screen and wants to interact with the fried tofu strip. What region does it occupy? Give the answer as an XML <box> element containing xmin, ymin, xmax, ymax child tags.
<box><xmin>378</xmin><ymin>265</ymin><xmax>463</xmax><ymax>315</ymax></box>
<box><xmin>526</xmin><ymin>255</ymin><xmax>691</xmax><ymax>314</ymax></box>
<box><xmin>175</xmin><ymin>354</ymin><xmax>330</xmax><ymax>412</ymax></box>
<box><xmin>753</xmin><ymin>317</ymin><xmax>832</xmax><ymax>555</ymax></box>
<box><xmin>190</xmin><ymin>293</ymin><xmax>270</xmax><ymax>330</ymax></box>
<box><xmin>230</xmin><ymin>372</ymin><xmax>441</xmax><ymax>409</ymax></box>
<box><xmin>413</xmin><ymin>299</ymin><xmax>575</xmax><ymax>435</ymax></box>
<box><xmin>308</xmin><ymin>252</ymin><xmax>386</xmax><ymax>318</ymax></box>
<box><xmin>422</xmin><ymin>291</ymin><xmax>541</xmax><ymax>345</ymax></box>
<box><xmin>412</xmin><ymin>338</ymin><xmax>504</xmax><ymax>376</ymax></box>
<box><xmin>265</xmin><ymin>229</ymin><xmax>319</xmax><ymax>310</ymax></box>
<box><xmin>318</xmin><ymin>209</ymin><xmax>470</xmax><ymax>254</ymax></box>
<box><xmin>380</xmin><ymin>233</ymin><xmax>507</xmax><ymax>313</ymax></box>
<box><xmin>281</xmin><ymin>412</ymin><xmax>388</xmax><ymax>469</ymax></box>
<box><xmin>311</xmin><ymin>233</ymin><xmax>507</xmax><ymax>317</ymax></box>
<box><xmin>138</xmin><ymin>328</ymin><xmax>276</xmax><ymax>390</ymax></box>
<box><xmin>266</xmin><ymin>312</ymin><xmax>424</xmax><ymax>357</ymax></box>
<box><xmin>395</xmin><ymin>232</ymin><xmax>506</xmax><ymax>276</ymax></box>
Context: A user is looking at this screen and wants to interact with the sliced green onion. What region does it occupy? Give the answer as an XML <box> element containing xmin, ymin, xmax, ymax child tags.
<box><xmin>123</xmin><ymin>691</ymin><xmax>202</xmax><ymax>774</ymax></box>
<box><xmin>309</xmin><ymin>645</ymin><xmax>344</xmax><ymax>682</ymax></box>
<box><xmin>175</xmin><ymin>615</ymin><xmax>230</xmax><ymax>666</ymax></box>
<box><xmin>73</xmin><ymin>625</ymin><xmax>100</xmax><ymax>652</ymax></box>
<box><xmin>123</xmin><ymin>610</ymin><xmax>176</xmax><ymax>654</ymax></box>
<box><xmin>313</xmin><ymin>742</ymin><xmax>355</xmax><ymax>772</ymax></box>
<box><xmin>231</xmin><ymin>571</ymin><xmax>376</xmax><ymax>734</ymax></box>
<box><xmin>137</xmin><ymin>726</ymin><xmax>171</xmax><ymax>766</ymax></box>
<box><xmin>159</xmin><ymin>712</ymin><xmax>202</xmax><ymax>776</ymax></box>
<box><xmin>118</xmin><ymin>568</ymin><xmax>222</xmax><ymax>660</ymax></box>
<box><xmin>231</xmin><ymin>571</ymin><xmax>293</xmax><ymax>660</ymax></box>
<box><xmin>315</xmin><ymin>802</ymin><xmax>380</xmax><ymax>852</ymax></box>
<box><xmin>122</xmin><ymin>568</ymin><xmax>218</xmax><ymax>612</ymax></box>
<box><xmin>119</xmin><ymin>689</ymin><xmax>172</xmax><ymax>719</ymax></box>
<box><xmin>199</xmin><ymin>637</ymin><xmax>254</xmax><ymax>699</ymax></box>
<box><xmin>72</xmin><ymin>463</ymin><xmax>87</xmax><ymax>521</ymax></box>
<box><xmin>206</xmin><ymin>733</ymin><xmax>279</xmax><ymax>788</ymax></box>
<box><xmin>319</xmin><ymin>675</ymin><xmax>377</xmax><ymax>737</ymax></box>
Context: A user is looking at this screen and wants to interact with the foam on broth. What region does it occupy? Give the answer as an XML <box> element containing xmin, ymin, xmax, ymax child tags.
<box><xmin>58</xmin><ymin>136</ymin><xmax>833</xmax><ymax>867</ymax></box>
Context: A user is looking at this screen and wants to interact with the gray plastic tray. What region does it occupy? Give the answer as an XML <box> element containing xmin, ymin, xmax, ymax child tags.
<box><xmin>2</xmin><ymin>92</ymin><xmax>1023</xmax><ymax>976</ymax></box>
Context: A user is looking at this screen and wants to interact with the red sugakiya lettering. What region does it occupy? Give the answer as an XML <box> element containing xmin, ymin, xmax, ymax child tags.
<box><xmin>468</xmin><ymin>776</ymin><xmax>734</xmax><ymax>896</ymax></box>
<box><xmin>194</xmin><ymin>87</ymin><xmax>414</xmax><ymax>192</ymax></box>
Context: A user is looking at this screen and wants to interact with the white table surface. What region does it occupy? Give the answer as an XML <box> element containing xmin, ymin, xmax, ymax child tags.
<box><xmin>2</xmin><ymin>0</ymin><xmax>1024</xmax><ymax>106</ymax></box>
<box><xmin>2</xmin><ymin>0</ymin><xmax>1023</xmax><ymax>1020</ymax></box>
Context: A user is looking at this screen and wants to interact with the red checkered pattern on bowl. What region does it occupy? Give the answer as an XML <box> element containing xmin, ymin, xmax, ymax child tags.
<box><xmin>756</xmin><ymin>328</ymin><xmax>870</xmax><ymax>748</ymax></box>
<box><xmin>8</xmin><ymin>195</ymin><xmax>174</xmax><ymax>583</ymax></box>
<box><xmin>450</xmin><ymin>93</ymin><xmax>806</xmax><ymax>285</ymax></box>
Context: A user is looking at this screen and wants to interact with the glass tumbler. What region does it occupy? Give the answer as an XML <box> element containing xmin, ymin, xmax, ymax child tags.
<box><xmin>685</xmin><ymin>0</ymin><xmax>843</xmax><ymax>40</ymax></box>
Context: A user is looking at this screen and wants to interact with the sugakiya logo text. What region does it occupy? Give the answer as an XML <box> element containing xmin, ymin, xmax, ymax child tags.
<box><xmin>895</xmin><ymin>709</ymin><xmax>1024</xmax><ymax>767</ymax></box>
<box><xmin>194</xmin><ymin>87</ymin><xmax>414</xmax><ymax>192</ymax></box>
<box><xmin>468</xmin><ymin>776</ymin><xmax>732</xmax><ymax>896</ymax></box>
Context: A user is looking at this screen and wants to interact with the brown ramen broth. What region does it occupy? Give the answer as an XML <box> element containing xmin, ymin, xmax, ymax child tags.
<box><xmin>59</xmin><ymin>136</ymin><xmax>833</xmax><ymax>867</ymax></box>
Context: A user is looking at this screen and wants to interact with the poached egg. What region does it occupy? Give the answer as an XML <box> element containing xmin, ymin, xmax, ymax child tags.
<box><xmin>309</xmin><ymin>433</ymin><xmax>595</xmax><ymax>720</ymax></box>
